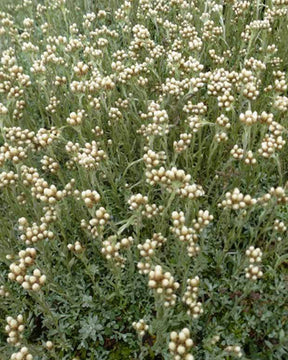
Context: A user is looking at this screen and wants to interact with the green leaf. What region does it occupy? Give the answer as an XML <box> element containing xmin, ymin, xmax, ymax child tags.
<box><xmin>79</xmin><ymin>315</ymin><xmax>104</xmax><ymax>344</ymax></box>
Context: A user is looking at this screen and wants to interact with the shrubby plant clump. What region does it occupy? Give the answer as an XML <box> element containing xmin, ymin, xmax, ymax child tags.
<box><xmin>0</xmin><ymin>0</ymin><xmax>288</xmax><ymax>359</ymax></box>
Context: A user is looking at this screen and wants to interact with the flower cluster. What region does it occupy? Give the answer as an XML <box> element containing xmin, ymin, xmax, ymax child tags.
<box><xmin>138</xmin><ymin>102</ymin><xmax>170</xmax><ymax>136</ymax></box>
<box><xmin>21</xmin><ymin>268</ymin><xmax>46</xmax><ymax>291</ymax></box>
<box><xmin>8</xmin><ymin>247</ymin><xmax>37</xmax><ymax>285</ymax></box>
<box><xmin>40</xmin><ymin>156</ymin><xmax>59</xmax><ymax>174</ymax></box>
<box><xmin>20</xmin><ymin>166</ymin><xmax>75</xmax><ymax>203</ymax></box>
<box><xmin>245</xmin><ymin>246</ymin><xmax>264</xmax><ymax>281</ymax></box>
<box><xmin>81</xmin><ymin>207</ymin><xmax>110</xmax><ymax>238</ymax></box>
<box><xmin>148</xmin><ymin>265</ymin><xmax>180</xmax><ymax>307</ymax></box>
<box><xmin>0</xmin><ymin>171</ymin><xmax>18</xmax><ymax>188</ymax></box>
<box><xmin>18</xmin><ymin>218</ymin><xmax>54</xmax><ymax>245</ymax></box>
<box><xmin>66</xmin><ymin>141</ymin><xmax>107</xmax><ymax>169</ymax></box>
<box><xmin>0</xmin><ymin>285</ymin><xmax>10</xmax><ymax>297</ymax></box>
<box><xmin>80</xmin><ymin>189</ymin><xmax>101</xmax><ymax>208</ymax></box>
<box><xmin>146</xmin><ymin>167</ymin><xmax>204</xmax><ymax>199</ymax></box>
<box><xmin>5</xmin><ymin>315</ymin><xmax>25</xmax><ymax>346</ymax></box>
<box><xmin>182</xmin><ymin>276</ymin><xmax>203</xmax><ymax>318</ymax></box>
<box><xmin>10</xmin><ymin>347</ymin><xmax>33</xmax><ymax>360</ymax></box>
<box><xmin>218</xmin><ymin>188</ymin><xmax>257</xmax><ymax>210</ymax></box>
<box><xmin>128</xmin><ymin>193</ymin><xmax>148</xmax><ymax>210</ymax></box>
<box><xmin>101</xmin><ymin>235</ymin><xmax>133</xmax><ymax>267</ymax></box>
<box><xmin>192</xmin><ymin>210</ymin><xmax>213</xmax><ymax>233</ymax></box>
<box><xmin>273</xmin><ymin>219</ymin><xmax>287</xmax><ymax>234</ymax></box>
<box><xmin>143</xmin><ymin>149</ymin><xmax>166</xmax><ymax>169</ymax></box>
<box><xmin>169</xmin><ymin>328</ymin><xmax>194</xmax><ymax>360</ymax></box>
<box><xmin>67</xmin><ymin>241</ymin><xmax>85</xmax><ymax>253</ymax></box>
<box><xmin>132</xmin><ymin>319</ymin><xmax>149</xmax><ymax>337</ymax></box>
<box><xmin>137</xmin><ymin>235</ymin><xmax>166</xmax><ymax>259</ymax></box>
<box><xmin>170</xmin><ymin>211</ymin><xmax>202</xmax><ymax>257</ymax></box>
<box><xmin>224</xmin><ymin>345</ymin><xmax>243</xmax><ymax>358</ymax></box>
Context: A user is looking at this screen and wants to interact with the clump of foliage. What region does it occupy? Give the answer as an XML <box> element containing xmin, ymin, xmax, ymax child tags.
<box><xmin>0</xmin><ymin>0</ymin><xmax>288</xmax><ymax>359</ymax></box>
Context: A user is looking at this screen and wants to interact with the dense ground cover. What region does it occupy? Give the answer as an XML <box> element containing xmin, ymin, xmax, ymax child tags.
<box><xmin>0</xmin><ymin>0</ymin><xmax>288</xmax><ymax>359</ymax></box>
